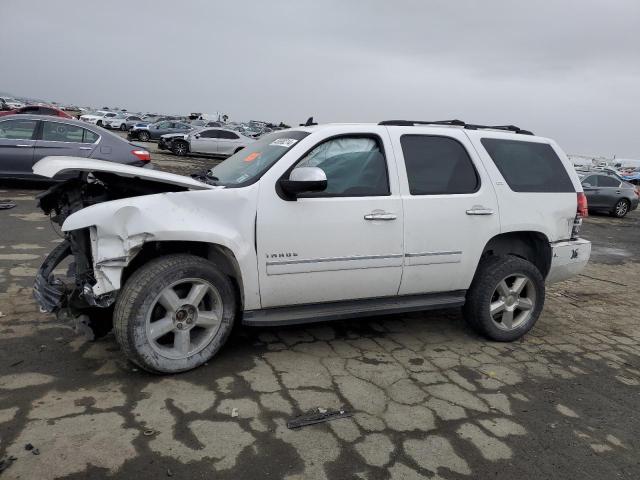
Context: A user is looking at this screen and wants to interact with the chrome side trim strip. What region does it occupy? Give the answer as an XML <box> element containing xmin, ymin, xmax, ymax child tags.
<box><xmin>405</xmin><ymin>251</ymin><xmax>462</xmax><ymax>258</ymax></box>
<box><xmin>266</xmin><ymin>253</ymin><xmax>403</xmax><ymax>266</ymax></box>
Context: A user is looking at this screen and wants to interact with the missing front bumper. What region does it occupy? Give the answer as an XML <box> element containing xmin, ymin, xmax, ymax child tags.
<box><xmin>33</xmin><ymin>240</ymin><xmax>72</xmax><ymax>313</ymax></box>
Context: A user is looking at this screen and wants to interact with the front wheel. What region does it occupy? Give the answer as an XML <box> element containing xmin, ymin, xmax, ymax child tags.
<box><xmin>96</xmin><ymin>120</ymin><xmax>103</xmax><ymax>127</ymax></box>
<box><xmin>172</xmin><ymin>140</ymin><xmax>189</xmax><ymax>156</ymax></box>
<box><xmin>612</xmin><ymin>199</ymin><xmax>630</xmax><ymax>218</ymax></box>
<box><xmin>463</xmin><ymin>255</ymin><xmax>544</xmax><ymax>342</ymax></box>
<box><xmin>120</xmin><ymin>123</ymin><xmax>128</xmax><ymax>131</ymax></box>
<box><xmin>113</xmin><ymin>254</ymin><xmax>236</xmax><ymax>373</ymax></box>
<box><xmin>138</xmin><ymin>131</ymin><xmax>150</xmax><ymax>142</ymax></box>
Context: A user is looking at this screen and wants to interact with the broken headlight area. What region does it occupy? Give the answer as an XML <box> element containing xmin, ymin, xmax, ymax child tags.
<box><xmin>34</xmin><ymin>173</ymin><xmax>189</xmax><ymax>318</ymax></box>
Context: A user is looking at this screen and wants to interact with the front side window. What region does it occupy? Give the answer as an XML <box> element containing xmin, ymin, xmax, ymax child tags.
<box><xmin>582</xmin><ymin>175</ymin><xmax>598</xmax><ymax>186</ymax></box>
<box><xmin>294</xmin><ymin>136</ymin><xmax>389</xmax><ymax>196</ymax></box>
<box><xmin>42</xmin><ymin>122</ymin><xmax>84</xmax><ymax>142</ymax></box>
<box><xmin>208</xmin><ymin>130</ymin><xmax>310</xmax><ymax>187</ymax></box>
<box><xmin>198</xmin><ymin>129</ymin><xmax>219</xmax><ymax>139</ymax></box>
<box><xmin>481</xmin><ymin>138</ymin><xmax>574</xmax><ymax>193</ymax></box>
<box><xmin>218</xmin><ymin>130</ymin><xmax>239</xmax><ymax>140</ymax></box>
<box><xmin>155</xmin><ymin>121</ymin><xmax>171</xmax><ymax>129</ymax></box>
<box><xmin>0</xmin><ymin>119</ymin><xmax>38</xmax><ymax>140</ymax></box>
<box><xmin>400</xmin><ymin>135</ymin><xmax>479</xmax><ymax>195</ymax></box>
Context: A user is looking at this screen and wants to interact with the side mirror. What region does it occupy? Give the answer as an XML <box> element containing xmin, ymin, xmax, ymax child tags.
<box><xmin>279</xmin><ymin>167</ymin><xmax>327</xmax><ymax>198</ymax></box>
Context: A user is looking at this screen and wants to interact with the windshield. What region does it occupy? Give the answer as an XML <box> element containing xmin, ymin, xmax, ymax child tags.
<box><xmin>208</xmin><ymin>130</ymin><xmax>310</xmax><ymax>186</ymax></box>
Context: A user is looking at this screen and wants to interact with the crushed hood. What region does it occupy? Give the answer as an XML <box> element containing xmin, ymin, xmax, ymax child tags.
<box><xmin>33</xmin><ymin>156</ymin><xmax>216</xmax><ymax>190</ymax></box>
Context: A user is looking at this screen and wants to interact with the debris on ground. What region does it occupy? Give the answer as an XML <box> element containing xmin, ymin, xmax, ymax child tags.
<box><xmin>0</xmin><ymin>456</ymin><xmax>17</xmax><ymax>472</ymax></box>
<box><xmin>9</xmin><ymin>359</ymin><xmax>24</xmax><ymax>367</ymax></box>
<box><xmin>24</xmin><ymin>443</ymin><xmax>39</xmax><ymax>455</ymax></box>
<box><xmin>231</xmin><ymin>407</ymin><xmax>239</xmax><ymax>418</ymax></box>
<box><xmin>287</xmin><ymin>407</ymin><xmax>352</xmax><ymax>429</ymax></box>
<box><xmin>167</xmin><ymin>468</ymin><xmax>173</xmax><ymax>477</ymax></box>
<box><xmin>0</xmin><ymin>311</ymin><xmax>5</xmax><ymax>318</ymax></box>
<box><xmin>143</xmin><ymin>429</ymin><xmax>156</xmax><ymax>436</ymax></box>
<box><xmin>0</xmin><ymin>200</ymin><xmax>16</xmax><ymax>210</ymax></box>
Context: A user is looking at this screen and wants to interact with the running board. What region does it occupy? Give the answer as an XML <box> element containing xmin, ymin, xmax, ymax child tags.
<box><xmin>242</xmin><ymin>291</ymin><xmax>466</xmax><ymax>326</ymax></box>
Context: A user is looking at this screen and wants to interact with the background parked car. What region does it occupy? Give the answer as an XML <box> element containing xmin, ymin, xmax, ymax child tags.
<box><xmin>0</xmin><ymin>104</ymin><xmax>73</xmax><ymax>119</ymax></box>
<box><xmin>79</xmin><ymin>111</ymin><xmax>118</xmax><ymax>126</ymax></box>
<box><xmin>580</xmin><ymin>172</ymin><xmax>639</xmax><ymax>217</ymax></box>
<box><xmin>169</xmin><ymin>127</ymin><xmax>254</xmax><ymax>157</ymax></box>
<box><xmin>103</xmin><ymin>113</ymin><xmax>143</xmax><ymax>131</ymax></box>
<box><xmin>0</xmin><ymin>114</ymin><xmax>150</xmax><ymax>180</ymax></box>
<box><xmin>128</xmin><ymin>120</ymin><xmax>193</xmax><ymax>142</ymax></box>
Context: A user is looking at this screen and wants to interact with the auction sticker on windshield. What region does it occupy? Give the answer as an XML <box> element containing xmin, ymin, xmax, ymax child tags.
<box><xmin>270</xmin><ymin>138</ymin><xmax>298</xmax><ymax>148</ymax></box>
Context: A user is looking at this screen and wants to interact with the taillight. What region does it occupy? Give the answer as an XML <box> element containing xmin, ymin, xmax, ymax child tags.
<box><xmin>577</xmin><ymin>192</ymin><xmax>588</xmax><ymax>218</ymax></box>
<box><xmin>131</xmin><ymin>149</ymin><xmax>151</xmax><ymax>162</ymax></box>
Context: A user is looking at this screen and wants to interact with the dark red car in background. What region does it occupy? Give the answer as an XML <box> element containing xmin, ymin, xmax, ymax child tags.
<box><xmin>0</xmin><ymin>104</ymin><xmax>73</xmax><ymax>119</ymax></box>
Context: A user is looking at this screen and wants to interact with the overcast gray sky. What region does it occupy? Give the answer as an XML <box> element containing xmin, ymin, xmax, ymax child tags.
<box><xmin>1</xmin><ymin>0</ymin><xmax>639</xmax><ymax>157</ymax></box>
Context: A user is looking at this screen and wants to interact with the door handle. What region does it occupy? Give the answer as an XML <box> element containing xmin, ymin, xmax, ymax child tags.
<box><xmin>615</xmin><ymin>190</ymin><xmax>621</xmax><ymax>194</ymax></box>
<box><xmin>16</xmin><ymin>144</ymin><xmax>32</xmax><ymax>147</ymax></box>
<box><xmin>466</xmin><ymin>206</ymin><xmax>494</xmax><ymax>215</ymax></box>
<box><xmin>79</xmin><ymin>147</ymin><xmax>92</xmax><ymax>150</ymax></box>
<box><xmin>364</xmin><ymin>211</ymin><xmax>397</xmax><ymax>221</ymax></box>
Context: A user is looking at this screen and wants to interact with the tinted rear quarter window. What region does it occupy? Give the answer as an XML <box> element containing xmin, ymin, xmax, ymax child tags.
<box><xmin>481</xmin><ymin>138</ymin><xmax>574</xmax><ymax>192</ymax></box>
<box><xmin>400</xmin><ymin>135</ymin><xmax>479</xmax><ymax>195</ymax></box>
<box><xmin>598</xmin><ymin>176</ymin><xmax>620</xmax><ymax>187</ymax></box>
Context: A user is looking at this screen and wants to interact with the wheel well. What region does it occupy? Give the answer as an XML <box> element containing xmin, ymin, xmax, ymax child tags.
<box><xmin>481</xmin><ymin>231</ymin><xmax>551</xmax><ymax>278</ymax></box>
<box><xmin>121</xmin><ymin>241</ymin><xmax>244</xmax><ymax>307</ymax></box>
<box><xmin>234</xmin><ymin>146</ymin><xmax>244</xmax><ymax>153</ymax></box>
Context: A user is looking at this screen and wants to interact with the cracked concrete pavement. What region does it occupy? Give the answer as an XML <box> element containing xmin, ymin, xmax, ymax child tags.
<box><xmin>0</xmin><ymin>142</ymin><xmax>639</xmax><ymax>479</ymax></box>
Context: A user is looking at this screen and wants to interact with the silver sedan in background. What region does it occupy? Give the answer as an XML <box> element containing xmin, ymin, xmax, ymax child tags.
<box><xmin>166</xmin><ymin>127</ymin><xmax>254</xmax><ymax>157</ymax></box>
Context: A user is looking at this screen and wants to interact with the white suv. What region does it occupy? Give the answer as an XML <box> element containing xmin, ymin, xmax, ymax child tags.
<box><xmin>33</xmin><ymin>120</ymin><xmax>591</xmax><ymax>373</ymax></box>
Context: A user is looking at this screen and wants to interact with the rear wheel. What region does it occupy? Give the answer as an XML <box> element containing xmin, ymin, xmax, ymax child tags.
<box><xmin>113</xmin><ymin>254</ymin><xmax>236</xmax><ymax>373</ymax></box>
<box><xmin>463</xmin><ymin>255</ymin><xmax>544</xmax><ymax>341</ymax></box>
<box><xmin>96</xmin><ymin>120</ymin><xmax>103</xmax><ymax>127</ymax></box>
<box><xmin>612</xmin><ymin>199</ymin><xmax>630</xmax><ymax>218</ymax></box>
<box><xmin>138</xmin><ymin>131</ymin><xmax>150</xmax><ymax>142</ymax></box>
<box><xmin>172</xmin><ymin>140</ymin><xmax>189</xmax><ymax>156</ymax></box>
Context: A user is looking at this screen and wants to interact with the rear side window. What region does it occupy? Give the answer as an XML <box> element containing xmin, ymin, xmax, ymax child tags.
<box><xmin>598</xmin><ymin>176</ymin><xmax>620</xmax><ymax>187</ymax></box>
<box><xmin>400</xmin><ymin>135</ymin><xmax>479</xmax><ymax>195</ymax></box>
<box><xmin>199</xmin><ymin>130</ymin><xmax>219</xmax><ymax>139</ymax></box>
<box><xmin>481</xmin><ymin>138</ymin><xmax>574</xmax><ymax>193</ymax></box>
<box><xmin>82</xmin><ymin>129</ymin><xmax>99</xmax><ymax>143</ymax></box>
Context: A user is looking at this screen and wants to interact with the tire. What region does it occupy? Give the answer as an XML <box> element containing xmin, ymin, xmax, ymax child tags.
<box><xmin>463</xmin><ymin>255</ymin><xmax>544</xmax><ymax>342</ymax></box>
<box><xmin>96</xmin><ymin>120</ymin><xmax>103</xmax><ymax>127</ymax></box>
<box><xmin>120</xmin><ymin>123</ymin><xmax>128</xmax><ymax>131</ymax></box>
<box><xmin>113</xmin><ymin>254</ymin><xmax>236</xmax><ymax>373</ymax></box>
<box><xmin>612</xmin><ymin>199</ymin><xmax>630</xmax><ymax>218</ymax></box>
<box><xmin>138</xmin><ymin>131</ymin><xmax>150</xmax><ymax>142</ymax></box>
<box><xmin>172</xmin><ymin>140</ymin><xmax>189</xmax><ymax>156</ymax></box>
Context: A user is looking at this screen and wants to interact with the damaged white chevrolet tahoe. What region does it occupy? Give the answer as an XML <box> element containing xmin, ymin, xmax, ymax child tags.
<box><xmin>33</xmin><ymin>119</ymin><xmax>591</xmax><ymax>373</ymax></box>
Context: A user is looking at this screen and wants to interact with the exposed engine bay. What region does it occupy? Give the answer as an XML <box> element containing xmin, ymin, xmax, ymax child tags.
<box><xmin>34</xmin><ymin>173</ymin><xmax>189</xmax><ymax>320</ymax></box>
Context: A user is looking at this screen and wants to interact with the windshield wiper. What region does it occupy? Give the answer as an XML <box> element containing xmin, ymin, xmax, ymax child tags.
<box><xmin>191</xmin><ymin>171</ymin><xmax>219</xmax><ymax>185</ymax></box>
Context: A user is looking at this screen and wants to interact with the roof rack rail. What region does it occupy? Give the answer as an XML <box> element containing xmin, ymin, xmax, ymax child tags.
<box><xmin>378</xmin><ymin>119</ymin><xmax>533</xmax><ymax>135</ymax></box>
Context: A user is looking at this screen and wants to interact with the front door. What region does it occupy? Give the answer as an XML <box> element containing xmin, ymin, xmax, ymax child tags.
<box><xmin>216</xmin><ymin>131</ymin><xmax>242</xmax><ymax>156</ymax></box>
<box><xmin>0</xmin><ymin>118</ymin><xmax>38</xmax><ymax>178</ymax></box>
<box><xmin>256</xmin><ymin>133</ymin><xmax>404</xmax><ymax>308</ymax></box>
<box><xmin>391</xmin><ymin>129</ymin><xmax>501</xmax><ymax>294</ymax></box>
<box><xmin>189</xmin><ymin>129</ymin><xmax>220</xmax><ymax>154</ymax></box>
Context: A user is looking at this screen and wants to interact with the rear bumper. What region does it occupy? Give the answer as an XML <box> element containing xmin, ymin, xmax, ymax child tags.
<box><xmin>546</xmin><ymin>238</ymin><xmax>591</xmax><ymax>284</ymax></box>
<box><xmin>630</xmin><ymin>197</ymin><xmax>639</xmax><ymax>211</ymax></box>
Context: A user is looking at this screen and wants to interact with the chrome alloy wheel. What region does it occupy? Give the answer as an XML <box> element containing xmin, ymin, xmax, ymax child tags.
<box><xmin>145</xmin><ymin>278</ymin><xmax>223</xmax><ymax>359</ymax></box>
<box><xmin>489</xmin><ymin>274</ymin><xmax>536</xmax><ymax>331</ymax></box>
<box><xmin>615</xmin><ymin>200</ymin><xmax>628</xmax><ymax>217</ymax></box>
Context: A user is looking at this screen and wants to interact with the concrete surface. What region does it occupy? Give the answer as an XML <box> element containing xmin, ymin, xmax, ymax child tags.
<box><xmin>0</xmin><ymin>142</ymin><xmax>639</xmax><ymax>479</ymax></box>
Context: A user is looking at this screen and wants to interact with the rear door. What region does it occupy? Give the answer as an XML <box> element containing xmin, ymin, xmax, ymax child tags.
<box><xmin>581</xmin><ymin>174</ymin><xmax>601</xmax><ymax>207</ymax></box>
<box><xmin>0</xmin><ymin>118</ymin><xmax>38</xmax><ymax>178</ymax></box>
<box><xmin>391</xmin><ymin>128</ymin><xmax>500</xmax><ymax>294</ymax></box>
<box><xmin>34</xmin><ymin>120</ymin><xmax>95</xmax><ymax>161</ymax></box>
<box><xmin>595</xmin><ymin>175</ymin><xmax>623</xmax><ymax>209</ymax></box>
<box><xmin>217</xmin><ymin>130</ymin><xmax>242</xmax><ymax>155</ymax></box>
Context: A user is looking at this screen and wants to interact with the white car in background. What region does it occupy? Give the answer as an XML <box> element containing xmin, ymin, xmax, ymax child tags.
<box><xmin>103</xmin><ymin>113</ymin><xmax>143</xmax><ymax>131</ymax></box>
<box><xmin>168</xmin><ymin>127</ymin><xmax>254</xmax><ymax>157</ymax></box>
<box><xmin>0</xmin><ymin>97</ymin><xmax>25</xmax><ymax>109</ymax></box>
<box><xmin>80</xmin><ymin>111</ymin><xmax>118</xmax><ymax>127</ymax></box>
